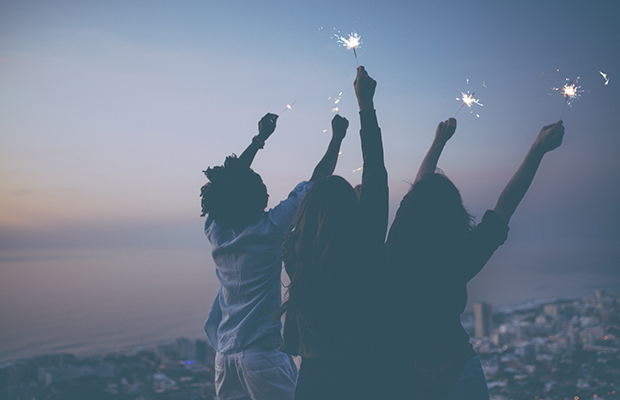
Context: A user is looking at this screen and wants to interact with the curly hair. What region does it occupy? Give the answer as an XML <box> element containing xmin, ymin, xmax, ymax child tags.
<box><xmin>200</xmin><ymin>154</ymin><xmax>268</xmax><ymax>231</ymax></box>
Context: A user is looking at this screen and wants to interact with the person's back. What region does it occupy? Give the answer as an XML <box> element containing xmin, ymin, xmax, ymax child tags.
<box><xmin>386</xmin><ymin>118</ymin><xmax>566</xmax><ymax>399</ymax></box>
<box><xmin>201</xmin><ymin>112</ymin><xmax>348</xmax><ymax>400</ymax></box>
<box><xmin>204</xmin><ymin>180</ymin><xmax>313</xmax><ymax>353</ymax></box>
<box><xmin>279</xmin><ymin>66</ymin><xmax>388</xmax><ymax>400</ymax></box>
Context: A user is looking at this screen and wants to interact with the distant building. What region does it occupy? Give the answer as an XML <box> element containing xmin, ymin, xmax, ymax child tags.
<box><xmin>474</xmin><ymin>302</ymin><xmax>492</xmax><ymax>339</ymax></box>
<box><xmin>544</xmin><ymin>304</ymin><xmax>559</xmax><ymax>316</ymax></box>
<box><xmin>195</xmin><ymin>339</ymin><xmax>215</xmax><ymax>366</ymax></box>
<box><xmin>535</xmin><ymin>315</ymin><xmax>549</xmax><ymax>325</ymax></box>
<box><xmin>176</xmin><ymin>338</ymin><xmax>195</xmax><ymax>360</ymax></box>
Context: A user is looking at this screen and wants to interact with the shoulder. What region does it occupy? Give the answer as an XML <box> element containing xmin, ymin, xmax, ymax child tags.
<box><xmin>479</xmin><ymin>210</ymin><xmax>509</xmax><ymax>232</ymax></box>
<box><xmin>289</xmin><ymin>180</ymin><xmax>313</xmax><ymax>198</ymax></box>
<box><xmin>469</xmin><ymin>210</ymin><xmax>510</xmax><ymax>245</ymax></box>
<box><xmin>267</xmin><ymin>181</ymin><xmax>313</xmax><ymax>230</ymax></box>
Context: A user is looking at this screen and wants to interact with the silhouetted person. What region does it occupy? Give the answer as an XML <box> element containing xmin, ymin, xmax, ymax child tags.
<box><xmin>386</xmin><ymin>118</ymin><xmax>565</xmax><ymax>399</ymax></box>
<box><xmin>200</xmin><ymin>112</ymin><xmax>347</xmax><ymax>400</ymax></box>
<box><xmin>279</xmin><ymin>66</ymin><xmax>388</xmax><ymax>400</ymax></box>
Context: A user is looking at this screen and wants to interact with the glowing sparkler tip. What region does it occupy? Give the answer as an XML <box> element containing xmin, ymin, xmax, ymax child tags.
<box><xmin>332</xmin><ymin>107</ymin><xmax>339</xmax><ymax>112</ymax></box>
<box><xmin>458</xmin><ymin>91</ymin><xmax>483</xmax><ymax>108</ymax></box>
<box><xmin>336</xmin><ymin>32</ymin><xmax>362</xmax><ymax>50</ymax></box>
<box><xmin>281</xmin><ymin>100</ymin><xmax>296</xmax><ymax>112</ymax></box>
<box><xmin>553</xmin><ymin>77</ymin><xmax>583</xmax><ymax>107</ymax></box>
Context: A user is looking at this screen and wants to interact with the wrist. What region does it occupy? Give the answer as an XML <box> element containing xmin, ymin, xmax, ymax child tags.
<box><xmin>252</xmin><ymin>135</ymin><xmax>265</xmax><ymax>149</ymax></box>
<box><xmin>433</xmin><ymin>137</ymin><xmax>449</xmax><ymax>147</ymax></box>
<box><xmin>530</xmin><ymin>142</ymin><xmax>547</xmax><ymax>156</ymax></box>
<box><xmin>358</xmin><ymin>100</ymin><xmax>374</xmax><ymax>111</ymax></box>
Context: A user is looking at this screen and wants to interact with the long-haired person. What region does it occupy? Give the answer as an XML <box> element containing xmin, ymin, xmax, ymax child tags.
<box><xmin>279</xmin><ymin>66</ymin><xmax>388</xmax><ymax>400</ymax></box>
<box><xmin>386</xmin><ymin>118</ymin><xmax>565</xmax><ymax>399</ymax></box>
<box><xmin>201</xmin><ymin>112</ymin><xmax>348</xmax><ymax>400</ymax></box>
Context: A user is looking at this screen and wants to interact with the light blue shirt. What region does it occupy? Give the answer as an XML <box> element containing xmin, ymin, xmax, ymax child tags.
<box><xmin>204</xmin><ymin>181</ymin><xmax>313</xmax><ymax>354</ymax></box>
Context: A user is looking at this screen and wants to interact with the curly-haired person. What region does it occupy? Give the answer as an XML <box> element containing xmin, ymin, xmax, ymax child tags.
<box><xmin>200</xmin><ymin>112</ymin><xmax>349</xmax><ymax>400</ymax></box>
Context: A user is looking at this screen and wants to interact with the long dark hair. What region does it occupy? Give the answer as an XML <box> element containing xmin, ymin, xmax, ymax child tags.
<box><xmin>387</xmin><ymin>172</ymin><xmax>475</xmax><ymax>271</ymax></box>
<box><xmin>279</xmin><ymin>176</ymin><xmax>363</xmax><ymax>324</ymax></box>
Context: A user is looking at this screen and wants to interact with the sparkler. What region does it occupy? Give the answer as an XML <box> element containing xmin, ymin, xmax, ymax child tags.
<box><xmin>454</xmin><ymin>91</ymin><xmax>483</xmax><ymax>117</ymax></box>
<box><xmin>553</xmin><ymin>77</ymin><xmax>583</xmax><ymax>119</ymax></box>
<box><xmin>281</xmin><ymin>101</ymin><xmax>296</xmax><ymax>113</ymax></box>
<box><xmin>335</xmin><ymin>32</ymin><xmax>361</xmax><ymax>64</ymax></box>
<box><xmin>599</xmin><ymin>71</ymin><xmax>610</xmax><ymax>85</ymax></box>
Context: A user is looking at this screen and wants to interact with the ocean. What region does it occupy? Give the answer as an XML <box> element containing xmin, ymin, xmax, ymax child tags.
<box><xmin>1</xmin><ymin>243</ymin><xmax>614</xmax><ymax>364</ymax></box>
<box><xmin>0</xmin><ymin>247</ymin><xmax>218</xmax><ymax>363</ymax></box>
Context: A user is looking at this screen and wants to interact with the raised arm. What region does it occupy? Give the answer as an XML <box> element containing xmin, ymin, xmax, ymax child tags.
<box><xmin>355</xmin><ymin>66</ymin><xmax>389</xmax><ymax>242</ymax></box>
<box><xmin>237</xmin><ymin>113</ymin><xmax>278</xmax><ymax>169</ymax></box>
<box><xmin>493</xmin><ymin>121</ymin><xmax>565</xmax><ymax>224</ymax></box>
<box><xmin>414</xmin><ymin>118</ymin><xmax>457</xmax><ymax>183</ymax></box>
<box><xmin>309</xmin><ymin>115</ymin><xmax>348</xmax><ymax>182</ymax></box>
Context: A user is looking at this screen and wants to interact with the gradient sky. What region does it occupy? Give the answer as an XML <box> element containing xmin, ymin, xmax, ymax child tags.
<box><xmin>1</xmin><ymin>0</ymin><xmax>619</xmax><ymax>361</ymax></box>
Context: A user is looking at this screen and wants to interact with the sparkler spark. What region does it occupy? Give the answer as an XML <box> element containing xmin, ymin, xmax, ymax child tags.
<box><xmin>454</xmin><ymin>91</ymin><xmax>483</xmax><ymax>117</ymax></box>
<box><xmin>552</xmin><ymin>77</ymin><xmax>583</xmax><ymax>119</ymax></box>
<box><xmin>335</xmin><ymin>32</ymin><xmax>361</xmax><ymax>63</ymax></box>
<box><xmin>599</xmin><ymin>71</ymin><xmax>610</xmax><ymax>85</ymax></box>
<box><xmin>553</xmin><ymin>77</ymin><xmax>583</xmax><ymax>106</ymax></box>
<box><xmin>330</xmin><ymin>92</ymin><xmax>344</xmax><ymax>113</ymax></box>
<box><xmin>353</xmin><ymin>167</ymin><xmax>363</xmax><ymax>172</ymax></box>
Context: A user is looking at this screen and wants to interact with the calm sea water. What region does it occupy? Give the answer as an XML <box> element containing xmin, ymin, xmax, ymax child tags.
<box><xmin>0</xmin><ymin>247</ymin><xmax>219</xmax><ymax>363</ymax></box>
<box><xmin>1</xmin><ymin>243</ymin><xmax>614</xmax><ymax>363</ymax></box>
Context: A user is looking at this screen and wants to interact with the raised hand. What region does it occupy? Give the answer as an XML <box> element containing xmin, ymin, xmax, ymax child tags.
<box><xmin>257</xmin><ymin>113</ymin><xmax>279</xmax><ymax>142</ymax></box>
<box><xmin>354</xmin><ymin>66</ymin><xmax>377</xmax><ymax>111</ymax></box>
<box><xmin>493</xmin><ymin>121</ymin><xmax>567</xmax><ymax>224</ymax></box>
<box><xmin>533</xmin><ymin>121</ymin><xmax>565</xmax><ymax>153</ymax></box>
<box><xmin>331</xmin><ymin>114</ymin><xmax>349</xmax><ymax>141</ymax></box>
<box><xmin>435</xmin><ymin>118</ymin><xmax>457</xmax><ymax>143</ymax></box>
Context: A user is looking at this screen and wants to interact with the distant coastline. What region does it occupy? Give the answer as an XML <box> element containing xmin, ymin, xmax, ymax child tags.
<box><xmin>0</xmin><ymin>293</ymin><xmax>606</xmax><ymax>365</ymax></box>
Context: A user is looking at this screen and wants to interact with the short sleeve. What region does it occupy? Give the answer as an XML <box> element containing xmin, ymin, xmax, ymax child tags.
<box><xmin>456</xmin><ymin>210</ymin><xmax>510</xmax><ymax>283</ymax></box>
<box><xmin>474</xmin><ymin>210</ymin><xmax>510</xmax><ymax>246</ymax></box>
<box><xmin>268</xmin><ymin>181</ymin><xmax>313</xmax><ymax>232</ymax></box>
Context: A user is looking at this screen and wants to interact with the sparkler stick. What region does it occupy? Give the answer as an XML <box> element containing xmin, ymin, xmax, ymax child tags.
<box><xmin>454</xmin><ymin>104</ymin><xmax>465</xmax><ymax>117</ymax></box>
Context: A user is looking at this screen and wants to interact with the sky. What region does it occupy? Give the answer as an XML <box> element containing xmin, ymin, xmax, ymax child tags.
<box><xmin>1</xmin><ymin>0</ymin><xmax>619</xmax><ymax>361</ymax></box>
